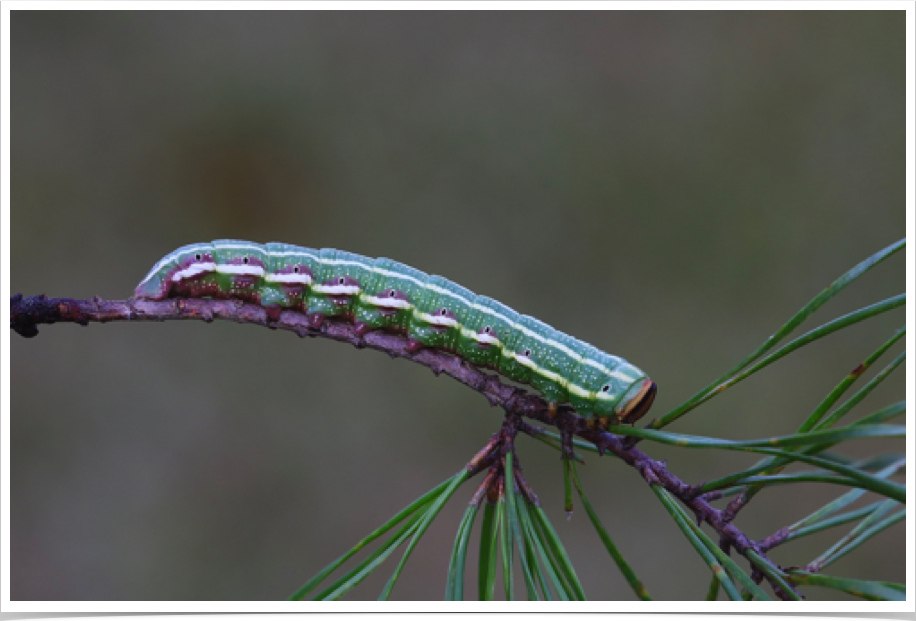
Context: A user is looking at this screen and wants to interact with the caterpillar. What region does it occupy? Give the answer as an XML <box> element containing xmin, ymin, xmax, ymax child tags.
<box><xmin>134</xmin><ymin>240</ymin><xmax>657</xmax><ymax>427</ymax></box>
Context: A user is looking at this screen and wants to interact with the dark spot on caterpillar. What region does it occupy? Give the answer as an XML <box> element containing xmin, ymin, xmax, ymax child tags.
<box><xmin>484</xmin><ymin>326</ymin><xmax>491</xmax><ymax>334</ymax></box>
<box><xmin>440</xmin><ymin>308</ymin><xmax>447</xmax><ymax>316</ymax></box>
<box><xmin>523</xmin><ymin>349</ymin><xmax>531</xmax><ymax>357</ymax></box>
<box><xmin>602</xmin><ymin>384</ymin><xmax>610</xmax><ymax>392</ymax></box>
<box><xmin>294</xmin><ymin>266</ymin><xmax>300</xmax><ymax>273</ymax></box>
<box><xmin>243</xmin><ymin>257</ymin><xmax>249</xmax><ymax>264</ymax></box>
<box><xmin>389</xmin><ymin>290</ymin><xmax>396</xmax><ymax>297</ymax></box>
<box><xmin>195</xmin><ymin>253</ymin><xmax>201</xmax><ymax>261</ymax></box>
<box><xmin>339</xmin><ymin>277</ymin><xmax>345</xmax><ymax>285</ymax></box>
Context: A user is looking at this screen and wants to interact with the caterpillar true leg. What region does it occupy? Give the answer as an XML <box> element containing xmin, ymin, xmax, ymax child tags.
<box><xmin>547</xmin><ymin>401</ymin><xmax>558</xmax><ymax>420</ymax></box>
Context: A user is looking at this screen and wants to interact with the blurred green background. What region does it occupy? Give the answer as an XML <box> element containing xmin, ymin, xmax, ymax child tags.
<box><xmin>10</xmin><ymin>11</ymin><xmax>905</xmax><ymax>600</ymax></box>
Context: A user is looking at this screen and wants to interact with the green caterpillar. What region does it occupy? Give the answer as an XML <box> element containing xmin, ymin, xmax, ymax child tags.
<box><xmin>135</xmin><ymin>240</ymin><xmax>657</xmax><ymax>427</ymax></box>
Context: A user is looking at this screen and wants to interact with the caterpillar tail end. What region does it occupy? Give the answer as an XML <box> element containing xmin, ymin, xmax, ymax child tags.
<box><xmin>134</xmin><ymin>277</ymin><xmax>169</xmax><ymax>301</ymax></box>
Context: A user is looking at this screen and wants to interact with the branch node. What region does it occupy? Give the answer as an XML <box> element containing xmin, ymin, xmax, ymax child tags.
<box><xmin>700</xmin><ymin>490</ymin><xmax>723</xmax><ymax>503</ymax></box>
<box><xmin>466</xmin><ymin>432</ymin><xmax>501</xmax><ymax>474</ymax></box>
<box><xmin>469</xmin><ymin>469</ymin><xmax>498</xmax><ymax>506</ymax></box>
<box><xmin>683</xmin><ymin>482</ymin><xmax>706</xmax><ymax>500</ymax></box>
<box><xmin>758</xmin><ymin>527</ymin><xmax>791</xmax><ymax>553</ymax></box>
<box><xmin>637</xmin><ymin>460</ymin><xmax>661</xmax><ymax>486</ymax></box>
<box><xmin>515</xmin><ymin>468</ymin><xmax>540</xmax><ymax>507</ymax></box>
<box><xmin>723</xmin><ymin>494</ymin><xmax>746</xmax><ymax>523</ymax></box>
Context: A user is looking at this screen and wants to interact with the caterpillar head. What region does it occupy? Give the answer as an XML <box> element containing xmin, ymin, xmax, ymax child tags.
<box><xmin>613</xmin><ymin>379</ymin><xmax>657</xmax><ymax>424</ymax></box>
<box><xmin>590</xmin><ymin>375</ymin><xmax>656</xmax><ymax>424</ymax></box>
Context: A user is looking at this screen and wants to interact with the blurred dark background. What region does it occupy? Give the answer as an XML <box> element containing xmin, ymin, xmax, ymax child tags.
<box><xmin>10</xmin><ymin>11</ymin><xmax>905</xmax><ymax>600</ymax></box>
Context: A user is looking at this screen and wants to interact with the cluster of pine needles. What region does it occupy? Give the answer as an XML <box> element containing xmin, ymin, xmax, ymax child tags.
<box><xmin>287</xmin><ymin>239</ymin><xmax>905</xmax><ymax>601</ymax></box>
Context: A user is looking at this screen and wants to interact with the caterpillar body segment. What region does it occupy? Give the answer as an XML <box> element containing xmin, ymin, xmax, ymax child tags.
<box><xmin>170</xmin><ymin>243</ymin><xmax>222</xmax><ymax>300</ymax></box>
<box><xmin>212</xmin><ymin>240</ymin><xmax>267</xmax><ymax>304</ymax></box>
<box><xmin>135</xmin><ymin>242</ymin><xmax>212</xmax><ymax>301</ymax></box>
<box><xmin>455</xmin><ymin>295</ymin><xmax>513</xmax><ymax>370</ymax></box>
<box><xmin>353</xmin><ymin>258</ymin><xmax>428</xmax><ymax>335</ymax></box>
<box><xmin>305</xmin><ymin>249</ymin><xmax>374</xmax><ymax>321</ymax></box>
<box><xmin>522</xmin><ymin>318</ymin><xmax>585</xmax><ymax>407</ymax></box>
<box><xmin>135</xmin><ymin>240</ymin><xmax>657</xmax><ymax>425</ymax></box>
<box><xmin>409</xmin><ymin>276</ymin><xmax>476</xmax><ymax>352</ymax></box>
<box><xmin>261</xmin><ymin>242</ymin><xmax>318</xmax><ymax>311</ymax></box>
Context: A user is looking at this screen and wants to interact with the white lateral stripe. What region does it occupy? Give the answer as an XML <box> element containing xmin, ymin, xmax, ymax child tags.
<box><xmin>496</xmin><ymin>347</ymin><xmax>633</xmax><ymax>389</ymax></box>
<box><xmin>264</xmin><ymin>273</ymin><xmax>314</xmax><ymax>285</ymax></box>
<box><xmin>171</xmin><ymin>262</ymin><xmax>267</xmax><ymax>282</ymax></box>
<box><xmin>148</xmin><ymin>243</ymin><xmax>639</xmax><ymax>384</ymax></box>
<box><xmin>171</xmin><ymin>262</ymin><xmax>217</xmax><ymax>281</ymax></box>
<box><xmin>141</xmin><ymin>242</ymin><xmax>265</xmax><ymax>286</ymax></box>
<box><xmin>415</xmin><ymin>312</ymin><xmax>459</xmax><ymax>328</ymax></box>
<box><xmin>609</xmin><ymin>370</ymin><xmax>638</xmax><ymax>383</ymax></box>
<box><xmin>140</xmin><ymin>250</ymin><xmax>187</xmax><ymax>284</ymax></box>
<box><xmin>215</xmin><ymin>243</ymin><xmax>266</xmax><ymax>251</ymax></box>
<box><xmin>360</xmin><ymin>294</ymin><xmax>414</xmax><ymax>310</ymax></box>
<box><xmin>314</xmin><ymin>258</ymin><xmax>626</xmax><ymax>375</ymax></box>
<box><xmin>473</xmin><ymin>332</ymin><xmax>501</xmax><ymax>346</ymax></box>
<box><xmin>209</xmin><ymin>243</ymin><xmax>267</xmax><ymax>255</ymax></box>
<box><xmin>503</xmin><ymin>351</ymin><xmax>592</xmax><ymax>399</ymax></box>
<box><xmin>140</xmin><ymin>262</ymin><xmax>169</xmax><ymax>286</ymax></box>
<box><xmin>390</xmin><ymin>319</ymin><xmax>599</xmax><ymax>398</ymax></box>
<box><xmin>266</xmin><ymin>250</ymin><xmax>320</xmax><ymax>259</ymax></box>
<box><xmin>317</xmin><ymin>258</ymin><xmax>428</xmax><ymax>287</ymax></box>
<box><xmin>501</xmin><ymin>354</ymin><xmax>616</xmax><ymax>401</ymax></box>
<box><xmin>458</xmin><ymin>327</ymin><xmax>503</xmax><ymax>347</ymax></box>
<box><xmin>140</xmin><ymin>247</ymin><xmax>205</xmax><ymax>285</ymax></box>
<box><xmin>217</xmin><ymin>265</ymin><xmax>265</xmax><ymax>277</ymax></box>
<box><xmin>312</xmin><ymin>284</ymin><xmax>361</xmax><ymax>296</ymax></box>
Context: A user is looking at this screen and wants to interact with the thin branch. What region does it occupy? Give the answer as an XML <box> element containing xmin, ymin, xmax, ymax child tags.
<box><xmin>11</xmin><ymin>293</ymin><xmax>800</xmax><ymax>598</ymax></box>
